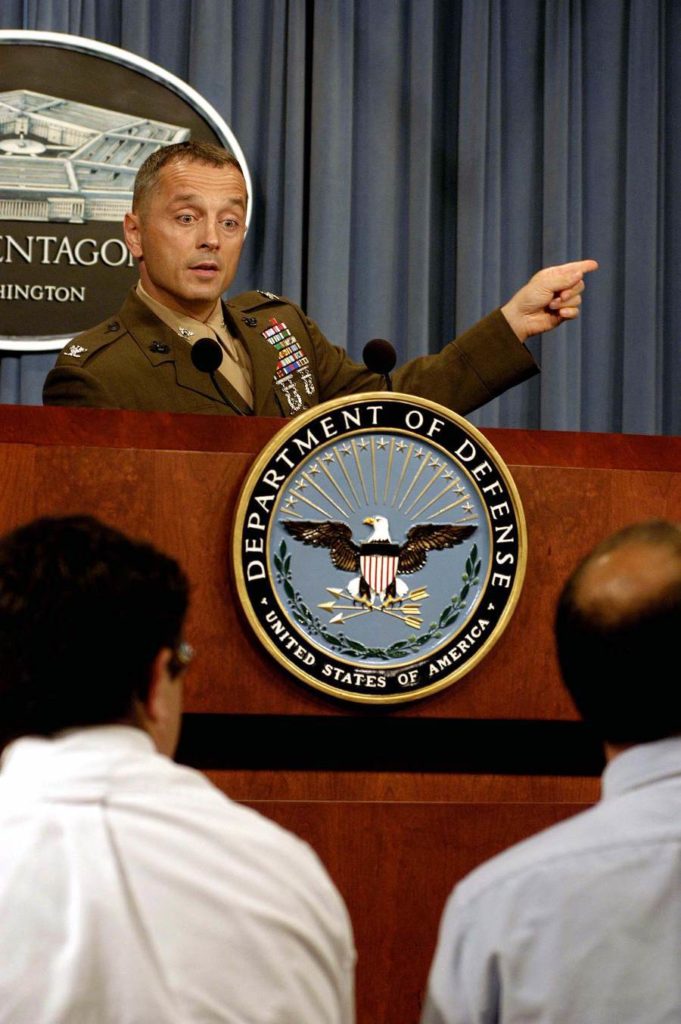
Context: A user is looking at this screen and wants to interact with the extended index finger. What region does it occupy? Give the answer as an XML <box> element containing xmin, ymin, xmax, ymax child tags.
<box><xmin>549</xmin><ymin>259</ymin><xmax>599</xmax><ymax>287</ymax></box>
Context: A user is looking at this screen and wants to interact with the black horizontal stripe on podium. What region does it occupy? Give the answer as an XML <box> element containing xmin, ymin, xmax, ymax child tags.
<box><xmin>177</xmin><ymin>716</ymin><xmax>604</xmax><ymax>776</ymax></box>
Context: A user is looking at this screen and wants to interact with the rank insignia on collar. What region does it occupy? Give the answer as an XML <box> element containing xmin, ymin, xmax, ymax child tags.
<box><xmin>258</xmin><ymin>290</ymin><xmax>280</xmax><ymax>301</ymax></box>
<box><xmin>178</xmin><ymin>327</ymin><xmax>194</xmax><ymax>338</ymax></box>
<box><xmin>64</xmin><ymin>344</ymin><xmax>87</xmax><ymax>358</ymax></box>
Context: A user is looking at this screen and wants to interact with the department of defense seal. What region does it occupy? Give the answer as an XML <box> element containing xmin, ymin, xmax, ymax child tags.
<box><xmin>233</xmin><ymin>394</ymin><xmax>527</xmax><ymax>704</ymax></box>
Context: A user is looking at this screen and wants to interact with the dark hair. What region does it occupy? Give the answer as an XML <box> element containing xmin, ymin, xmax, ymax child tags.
<box><xmin>555</xmin><ymin>521</ymin><xmax>681</xmax><ymax>743</ymax></box>
<box><xmin>133</xmin><ymin>140</ymin><xmax>244</xmax><ymax>211</ymax></box>
<box><xmin>0</xmin><ymin>516</ymin><xmax>189</xmax><ymax>747</ymax></box>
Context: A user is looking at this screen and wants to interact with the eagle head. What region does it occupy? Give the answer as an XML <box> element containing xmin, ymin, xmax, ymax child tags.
<box><xmin>363</xmin><ymin>515</ymin><xmax>392</xmax><ymax>543</ymax></box>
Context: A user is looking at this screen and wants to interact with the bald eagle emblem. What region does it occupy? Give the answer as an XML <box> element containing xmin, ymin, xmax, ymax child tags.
<box><xmin>283</xmin><ymin>515</ymin><xmax>476</xmax><ymax>608</ymax></box>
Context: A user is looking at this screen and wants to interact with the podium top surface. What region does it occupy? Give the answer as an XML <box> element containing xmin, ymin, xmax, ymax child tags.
<box><xmin>1</xmin><ymin>403</ymin><xmax>678</xmax><ymax>471</ymax></box>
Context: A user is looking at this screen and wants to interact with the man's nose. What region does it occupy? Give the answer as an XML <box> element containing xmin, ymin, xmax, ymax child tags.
<box><xmin>199</xmin><ymin>221</ymin><xmax>220</xmax><ymax>249</ymax></box>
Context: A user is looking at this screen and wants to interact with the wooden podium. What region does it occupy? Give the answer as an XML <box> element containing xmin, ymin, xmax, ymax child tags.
<box><xmin>1</xmin><ymin>403</ymin><xmax>679</xmax><ymax>1023</ymax></box>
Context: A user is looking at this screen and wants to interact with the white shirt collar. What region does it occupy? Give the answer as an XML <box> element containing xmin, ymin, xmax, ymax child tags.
<box><xmin>1</xmin><ymin>724</ymin><xmax>154</xmax><ymax>775</ymax></box>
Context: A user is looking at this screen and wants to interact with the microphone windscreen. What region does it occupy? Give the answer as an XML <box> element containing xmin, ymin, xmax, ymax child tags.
<box><xmin>191</xmin><ymin>337</ymin><xmax>223</xmax><ymax>374</ymax></box>
<box><xmin>363</xmin><ymin>338</ymin><xmax>397</xmax><ymax>376</ymax></box>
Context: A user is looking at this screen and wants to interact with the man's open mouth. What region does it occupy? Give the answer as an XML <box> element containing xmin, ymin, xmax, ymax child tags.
<box><xmin>189</xmin><ymin>262</ymin><xmax>220</xmax><ymax>274</ymax></box>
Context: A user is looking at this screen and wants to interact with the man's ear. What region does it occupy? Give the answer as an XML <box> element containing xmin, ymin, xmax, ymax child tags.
<box><xmin>123</xmin><ymin>211</ymin><xmax>143</xmax><ymax>259</ymax></box>
<box><xmin>141</xmin><ymin>648</ymin><xmax>183</xmax><ymax>757</ymax></box>
<box><xmin>145</xmin><ymin>648</ymin><xmax>172</xmax><ymax>723</ymax></box>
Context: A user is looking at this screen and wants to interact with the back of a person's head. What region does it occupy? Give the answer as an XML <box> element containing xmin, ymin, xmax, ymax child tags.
<box><xmin>555</xmin><ymin>520</ymin><xmax>681</xmax><ymax>744</ymax></box>
<box><xmin>0</xmin><ymin>515</ymin><xmax>188</xmax><ymax>748</ymax></box>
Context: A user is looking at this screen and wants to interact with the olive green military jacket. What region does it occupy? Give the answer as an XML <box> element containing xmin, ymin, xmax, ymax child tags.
<box><xmin>42</xmin><ymin>289</ymin><xmax>538</xmax><ymax>417</ymax></box>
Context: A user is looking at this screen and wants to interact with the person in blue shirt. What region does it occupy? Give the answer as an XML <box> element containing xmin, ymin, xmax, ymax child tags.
<box><xmin>423</xmin><ymin>520</ymin><xmax>681</xmax><ymax>1024</ymax></box>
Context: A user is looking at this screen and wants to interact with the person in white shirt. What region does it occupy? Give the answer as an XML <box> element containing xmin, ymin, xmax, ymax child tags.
<box><xmin>0</xmin><ymin>515</ymin><xmax>355</xmax><ymax>1024</ymax></box>
<box><xmin>422</xmin><ymin>520</ymin><xmax>681</xmax><ymax>1024</ymax></box>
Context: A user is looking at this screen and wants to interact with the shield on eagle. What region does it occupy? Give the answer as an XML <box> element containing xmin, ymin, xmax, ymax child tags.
<box><xmin>360</xmin><ymin>542</ymin><xmax>400</xmax><ymax>596</ymax></box>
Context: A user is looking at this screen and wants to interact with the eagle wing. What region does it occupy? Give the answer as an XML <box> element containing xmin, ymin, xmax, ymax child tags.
<box><xmin>398</xmin><ymin>523</ymin><xmax>477</xmax><ymax>575</ymax></box>
<box><xmin>282</xmin><ymin>520</ymin><xmax>361</xmax><ymax>572</ymax></box>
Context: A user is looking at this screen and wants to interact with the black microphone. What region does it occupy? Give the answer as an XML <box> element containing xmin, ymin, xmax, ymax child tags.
<box><xmin>363</xmin><ymin>338</ymin><xmax>397</xmax><ymax>392</ymax></box>
<box><xmin>191</xmin><ymin>336</ymin><xmax>223</xmax><ymax>374</ymax></box>
<box><xmin>190</xmin><ymin>337</ymin><xmax>248</xmax><ymax>415</ymax></box>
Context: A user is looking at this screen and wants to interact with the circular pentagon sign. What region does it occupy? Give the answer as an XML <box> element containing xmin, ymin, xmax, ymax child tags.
<box><xmin>233</xmin><ymin>395</ymin><xmax>527</xmax><ymax>704</ymax></box>
<box><xmin>0</xmin><ymin>30</ymin><xmax>251</xmax><ymax>352</ymax></box>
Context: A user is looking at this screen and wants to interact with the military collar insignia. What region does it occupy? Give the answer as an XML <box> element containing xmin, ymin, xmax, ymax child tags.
<box><xmin>64</xmin><ymin>344</ymin><xmax>87</xmax><ymax>358</ymax></box>
<box><xmin>178</xmin><ymin>319</ymin><xmax>226</xmax><ymax>340</ymax></box>
<box><xmin>233</xmin><ymin>394</ymin><xmax>527</xmax><ymax>704</ymax></box>
<box><xmin>258</xmin><ymin>289</ymin><xmax>280</xmax><ymax>301</ymax></box>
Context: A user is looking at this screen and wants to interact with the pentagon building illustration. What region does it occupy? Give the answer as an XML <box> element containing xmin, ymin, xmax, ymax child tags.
<box><xmin>0</xmin><ymin>90</ymin><xmax>189</xmax><ymax>222</ymax></box>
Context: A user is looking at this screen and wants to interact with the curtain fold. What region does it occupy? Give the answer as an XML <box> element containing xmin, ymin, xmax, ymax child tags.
<box><xmin>0</xmin><ymin>0</ymin><xmax>677</xmax><ymax>436</ymax></box>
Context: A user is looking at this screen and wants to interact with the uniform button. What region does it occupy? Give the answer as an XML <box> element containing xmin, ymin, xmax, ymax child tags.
<box><xmin>107</xmin><ymin>321</ymin><xmax>120</xmax><ymax>332</ymax></box>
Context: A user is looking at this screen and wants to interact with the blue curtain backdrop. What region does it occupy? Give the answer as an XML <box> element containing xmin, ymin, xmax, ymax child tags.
<box><xmin>0</xmin><ymin>0</ymin><xmax>678</xmax><ymax>435</ymax></box>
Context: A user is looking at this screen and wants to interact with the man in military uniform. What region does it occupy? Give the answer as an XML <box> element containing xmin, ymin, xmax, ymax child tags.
<box><xmin>43</xmin><ymin>141</ymin><xmax>597</xmax><ymax>417</ymax></box>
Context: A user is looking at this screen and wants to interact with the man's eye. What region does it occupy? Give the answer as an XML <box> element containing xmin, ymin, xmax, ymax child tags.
<box><xmin>223</xmin><ymin>219</ymin><xmax>240</xmax><ymax>231</ymax></box>
<box><xmin>177</xmin><ymin>214</ymin><xmax>195</xmax><ymax>224</ymax></box>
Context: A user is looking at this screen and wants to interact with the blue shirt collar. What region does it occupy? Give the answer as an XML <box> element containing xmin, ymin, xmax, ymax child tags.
<box><xmin>602</xmin><ymin>735</ymin><xmax>681</xmax><ymax>800</ymax></box>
